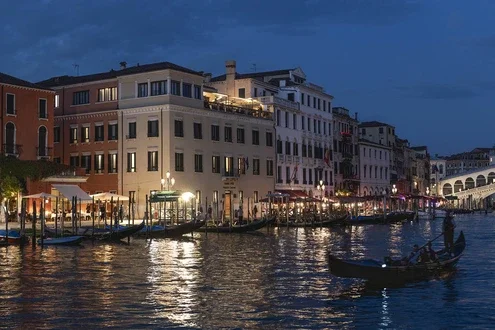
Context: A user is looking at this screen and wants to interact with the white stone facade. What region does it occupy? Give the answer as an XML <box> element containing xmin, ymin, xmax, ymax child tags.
<box><xmin>359</xmin><ymin>139</ymin><xmax>391</xmax><ymax>196</ymax></box>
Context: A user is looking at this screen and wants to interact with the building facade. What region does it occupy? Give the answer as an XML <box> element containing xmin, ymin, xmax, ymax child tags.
<box><xmin>38</xmin><ymin>72</ymin><xmax>120</xmax><ymax>195</ymax></box>
<box><xmin>445</xmin><ymin>148</ymin><xmax>491</xmax><ymax>176</ymax></box>
<box><xmin>358</xmin><ymin>139</ymin><xmax>391</xmax><ymax>196</ymax></box>
<box><xmin>207</xmin><ymin>60</ymin><xmax>334</xmax><ymax>198</ymax></box>
<box><xmin>411</xmin><ymin>146</ymin><xmax>430</xmax><ymax>195</ymax></box>
<box><xmin>332</xmin><ymin>107</ymin><xmax>359</xmax><ymax>196</ymax></box>
<box><xmin>430</xmin><ymin>155</ymin><xmax>446</xmax><ymax>195</ymax></box>
<box><xmin>1</xmin><ymin>72</ymin><xmax>55</xmax><ymax>161</ymax></box>
<box><xmin>117</xmin><ymin>62</ymin><xmax>275</xmax><ymax>218</ymax></box>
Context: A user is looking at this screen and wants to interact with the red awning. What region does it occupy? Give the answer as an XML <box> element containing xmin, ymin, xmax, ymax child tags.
<box><xmin>275</xmin><ymin>190</ymin><xmax>309</xmax><ymax>200</ymax></box>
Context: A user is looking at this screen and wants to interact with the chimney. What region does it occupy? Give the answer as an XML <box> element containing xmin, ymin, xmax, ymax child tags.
<box><xmin>203</xmin><ymin>72</ymin><xmax>212</xmax><ymax>82</ymax></box>
<box><xmin>225</xmin><ymin>60</ymin><xmax>236</xmax><ymax>96</ymax></box>
<box><xmin>120</xmin><ymin>61</ymin><xmax>127</xmax><ymax>70</ymax></box>
<box><xmin>355</xmin><ymin>112</ymin><xmax>358</xmax><ymax>121</ymax></box>
<box><xmin>279</xmin><ymin>80</ymin><xmax>286</xmax><ymax>87</ymax></box>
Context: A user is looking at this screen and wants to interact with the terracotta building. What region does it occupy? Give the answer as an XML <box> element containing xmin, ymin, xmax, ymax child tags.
<box><xmin>1</xmin><ymin>72</ymin><xmax>55</xmax><ymax>160</ymax></box>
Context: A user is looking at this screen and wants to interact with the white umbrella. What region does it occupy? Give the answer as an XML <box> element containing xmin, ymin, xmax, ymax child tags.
<box><xmin>90</xmin><ymin>192</ymin><xmax>129</xmax><ymax>201</ymax></box>
<box><xmin>23</xmin><ymin>192</ymin><xmax>58</xmax><ymax>199</ymax></box>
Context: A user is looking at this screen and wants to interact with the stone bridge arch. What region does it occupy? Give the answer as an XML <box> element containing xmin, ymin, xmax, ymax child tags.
<box><xmin>465</xmin><ymin>177</ymin><xmax>475</xmax><ymax>190</ymax></box>
<box><xmin>454</xmin><ymin>180</ymin><xmax>464</xmax><ymax>193</ymax></box>
<box><xmin>476</xmin><ymin>174</ymin><xmax>486</xmax><ymax>187</ymax></box>
<box><xmin>442</xmin><ymin>183</ymin><xmax>452</xmax><ymax>195</ymax></box>
<box><xmin>488</xmin><ymin>172</ymin><xmax>495</xmax><ymax>185</ymax></box>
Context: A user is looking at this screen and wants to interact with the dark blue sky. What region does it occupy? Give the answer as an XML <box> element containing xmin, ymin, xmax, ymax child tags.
<box><xmin>2</xmin><ymin>0</ymin><xmax>494</xmax><ymax>155</ymax></box>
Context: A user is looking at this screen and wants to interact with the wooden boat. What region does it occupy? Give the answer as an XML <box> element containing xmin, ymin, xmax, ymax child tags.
<box><xmin>204</xmin><ymin>217</ymin><xmax>274</xmax><ymax>233</ymax></box>
<box><xmin>134</xmin><ymin>220</ymin><xmax>205</xmax><ymax>238</ymax></box>
<box><xmin>98</xmin><ymin>221</ymin><xmax>145</xmax><ymax>241</ymax></box>
<box><xmin>328</xmin><ymin>231</ymin><xmax>466</xmax><ymax>283</ymax></box>
<box><xmin>280</xmin><ymin>214</ymin><xmax>349</xmax><ymax>228</ymax></box>
<box><xmin>38</xmin><ymin>236</ymin><xmax>84</xmax><ymax>246</ymax></box>
<box><xmin>0</xmin><ymin>230</ymin><xmax>28</xmax><ymax>245</ymax></box>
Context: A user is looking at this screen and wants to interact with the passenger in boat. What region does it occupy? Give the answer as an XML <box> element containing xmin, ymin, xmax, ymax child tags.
<box><xmin>417</xmin><ymin>248</ymin><xmax>430</xmax><ymax>264</ymax></box>
<box><xmin>207</xmin><ymin>205</ymin><xmax>212</xmax><ymax>220</ymax></box>
<box><xmin>443</xmin><ymin>215</ymin><xmax>456</xmax><ymax>254</ymax></box>
<box><xmin>407</xmin><ymin>244</ymin><xmax>421</xmax><ymax>263</ymax></box>
<box><xmin>427</xmin><ymin>242</ymin><xmax>437</xmax><ymax>261</ymax></box>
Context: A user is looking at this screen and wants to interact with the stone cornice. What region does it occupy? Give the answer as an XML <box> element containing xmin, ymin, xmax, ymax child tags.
<box><xmin>0</xmin><ymin>82</ymin><xmax>55</xmax><ymax>94</ymax></box>
<box><xmin>54</xmin><ymin>110</ymin><xmax>118</xmax><ymax>121</ymax></box>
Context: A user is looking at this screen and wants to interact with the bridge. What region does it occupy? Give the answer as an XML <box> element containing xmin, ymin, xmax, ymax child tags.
<box><xmin>437</xmin><ymin>165</ymin><xmax>495</xmax><ymax>208</ymax></box>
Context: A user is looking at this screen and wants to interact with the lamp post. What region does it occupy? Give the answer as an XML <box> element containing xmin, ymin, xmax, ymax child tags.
<box><xmin>164</xmin><ymin>171</ymin><xmax>175</xmax><ymax>191</ymax></box>
<box><xmin>392</xmin><ymin>184</ymin><xmax>397</xmax><ymax>211</ymax></box>
<box><xmin>382</xmin><ymin>189</ymin><xmax>387</xmax><ymax>220</ymax></box>
<box><xmin>317</xmin><ymin>180</ymin><xmax>325</xmax><ymax>220</ymax></box>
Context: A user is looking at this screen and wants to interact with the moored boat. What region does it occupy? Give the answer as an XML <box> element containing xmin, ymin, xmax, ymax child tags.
<box><xmin>135</xmin><ymin>219</ymin><xmax>205</xmax><ymax>238</ymax></box>
<box><xmin>0</xmin><ymin>230</ymin><xmax>29</xmax><ymax>245</ymax></box>
<box><xmin>204</xmin><ymin>217</ymin><xmax>274</xmax><ymax>233</ymax></box>
<box><xmin>38</xmin><ymin>236</ymin><xmax>84</xmax><ymax>246</ymax></box>
<box><xmin>98</xmin><ymin>221</ymin><xmax>145</xmax><ymax>241</ymax></box>
<box><xmin>328</xmin><ymin>231</ymin><xmax>466</xmax><ymax>283</ymax></box>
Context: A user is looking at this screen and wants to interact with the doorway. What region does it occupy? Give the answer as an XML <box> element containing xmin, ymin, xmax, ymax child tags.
<box><xmin>224</xmin><ymin>191</ymin><xmax>231</xmax><ymax>220</ymax></box>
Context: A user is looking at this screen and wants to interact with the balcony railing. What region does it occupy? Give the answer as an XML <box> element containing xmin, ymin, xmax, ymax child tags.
<box><xmin>37</xmin><ymin>147</ymin><xmax>53</xmax><ymax>158</ymax></box>
<box><xmin>222</xmin><ymin>169</ymin><xmax>239</xmax><ymax>178</ymax></box>
<box><xmin>277</xmin><ymin>154</ymin><xmax>285</xmax><ymax>163</ymax></box>
<box><xmin>2</xmin><ymin>144</ymin><xmax>22</xmax><ymax>156</ymax></box>
<box><xmin>255</xmin><ymin>96</ymin><xmax>300</xmax><ymax>110</ymax></box>
<box><xmin>204</xmin><ymin>101</ymin><xmax>273</xmax><ymax>120</ymax></box>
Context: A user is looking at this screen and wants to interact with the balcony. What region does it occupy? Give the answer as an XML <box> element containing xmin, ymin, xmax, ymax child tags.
<box><xmin>204</xmin><ymin>101</ymin><xmax>273</xmax><ymax>120</ymax></box>
<box><xmin>255</xmin><ymin>95</ymin><xmax>300</xmax><ymax>111</ymax></box>
<box><xmin>286</xmin><ymin>155</ymin><xmax>293</xmax><ymax>163</ymax></box>
<box><xmin>277</xmin><ymin>154</ymin><xmax>285</xmax><ymax>163</ymax></box>
<box><xmin>222</xmin><ymin>169</ymin><xmax>239</xmax><ymax>179</ymax></box>
<box><xmin>2</xmin><ymin>144</ymin><xmax>22</xmax><ymax>157</ymax></box>
<box><xmin>37</xmin><ymin>147</ymin><xmax>53</xmax><ymax>159</ymax></box>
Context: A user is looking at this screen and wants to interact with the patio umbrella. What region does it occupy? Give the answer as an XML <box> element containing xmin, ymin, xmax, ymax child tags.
<box><xmin>23</xmin><ymin>192</ymin><xmax>58</xmax><ymax>199</ymax></box>
<box><xmin>90</xmin><ymin>192</ymin><xmax>129</xmax><ymax>201</ymax></box>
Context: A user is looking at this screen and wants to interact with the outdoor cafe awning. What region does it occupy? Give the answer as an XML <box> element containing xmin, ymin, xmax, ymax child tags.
<box><xmin>275</xmin><ymin>190</ymin><xmax>309</xmax><ymax>200</ymax></box>
<box><xmin>52</xmin><ymin>184</ymin><xmax>92</xmax><ymax>201</ymax></box>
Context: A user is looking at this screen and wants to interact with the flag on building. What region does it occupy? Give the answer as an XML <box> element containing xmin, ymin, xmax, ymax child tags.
<box><xmin>291</xmin><ymin>164</ymin><xmax>299</xmax><ymax>183</ymax></box>
<box><xmin>324</xmin><ymin>149</ymin><xmax>331</xmax><ymax>167</ymax></box>
<box><xmin>245</xmin><ymin>157</ymin><xmax>249</xmax><ymax>170</ymax></box>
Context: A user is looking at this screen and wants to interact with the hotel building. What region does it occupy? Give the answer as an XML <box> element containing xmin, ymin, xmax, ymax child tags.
<box><xmin>207</xmin><ymin>60</ymin><xmax>334</xmax><ymax>198</ymax></box>
<box><xmin>358</xmin><ymin>138</ymin><xmax>391</xmax><ymax>196</ymax></box>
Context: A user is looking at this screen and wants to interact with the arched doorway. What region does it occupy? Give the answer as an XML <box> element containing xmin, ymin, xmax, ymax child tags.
<box><xmin>454</xmin><ymin>180</ymin><xmax>463</xmax><ymax>193</ymax></box>
<box><xmin>442</xmin><ymin>183</ymin><xmax>452</xmax><ymax>195</ymax></box>
<box><xmin>5</xmin><ymin>122</ymin><xmax>15</xmax><ymax>154</ymax></box>
<box><xmin>38</xmin><ymin>126</ymin><xmax>47</xmax><ymax>157</ymax></box>
<box><xmin>465</xmin><ymin>177</ymin><xmax>475</xmax><ymax>190</ymax></box>
<box><xmin>476</xmin><ymin>174</ymin><xmax>486</xmax><ymax>187</ymax></box>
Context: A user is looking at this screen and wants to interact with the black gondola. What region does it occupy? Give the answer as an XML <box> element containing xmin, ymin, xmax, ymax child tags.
<box><xmin>280</xmin><ymin>214</ymin><xmax>349</xmax><ymax>228</ymax></box>
<box><xmin>328</xmin><ymin>231</ymin><xmax>466</xmax><ymax>283</ymax></box>
<box><xmin>204</xmin><ymin>217</ymin><xmax>274</xmax><ymax>233</ymax></box>
<box><xmin>98</xmin><ymin>221</ymin><xmax>145</xmax><ymax>241</ymax></box>
<box><xmin>134</xmin><ymin>220</ymin><xmax>205</xmax><ymax>238</ymax></box>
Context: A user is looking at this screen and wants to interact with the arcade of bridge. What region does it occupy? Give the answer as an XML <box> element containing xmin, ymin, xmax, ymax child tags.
<box><xmin>438</xmin><ymin>165</ymin><xmax>495</xmax><ymax>197</ymax></box>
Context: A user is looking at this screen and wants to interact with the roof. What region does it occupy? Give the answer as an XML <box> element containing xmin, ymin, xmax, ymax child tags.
<box><xmin>210</xmin><ymin>68</ymin><xmax>293</xmax><ymax>82</ymax></box>
<box><xmin>0</xmin><ymin>72</ymin><xmax>53</xmax><ymax>91</ymax></box>
<box><xmin>37</xmin><ymin>61</ymin><xmax>203</xmax><ymax>87</ymax></box>
<box><xmin>358</xmin><ymin>121</ymin><xmax>394</xmax><ymax>128</ymax></box>
<box><xmin>411</xmin><ymin>146</ymin><xmax>428</xmax><ymax>151</ymax></box>
<box><xmin>358</xmin><ymin>138</ymin><xmax>391</xmax><ymax>148</ymax></box>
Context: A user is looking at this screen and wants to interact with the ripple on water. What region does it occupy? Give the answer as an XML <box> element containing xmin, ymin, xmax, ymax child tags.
<box><xmin>1</xmin><ymin>216</ymin><xmax>495</xmax><ymax>328</ymax></box>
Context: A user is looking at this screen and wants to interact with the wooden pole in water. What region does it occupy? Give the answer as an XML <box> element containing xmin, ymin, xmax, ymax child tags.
<box><xmin>128</xmin><ymin>191</ymin><xmax>131</xmax><ymax>226</ymax></box>
<box><xmin>145</xmin><ymin>194</ymin><xmax>149</xmax><ymax>239</ymax></box>
<box><xmin>79</xmin><ymin>198</ymin><xmax>82</xmax><ymax>229</ymax></box>
<box><xmin>55</xmin><ymin>197</ymin><xmax>59</xmax><ymax>237</ymax></box>
<box><xmin>4</xmin><ymin>199</ymin><xmax>9</xmax><ymax>245</ymax></box>
<box><xmin>61</xmin><ymin>199</ymin><xmax>65</xmax><ymax>237</ymax></box>
<box><xmin>204</xmin><ymin>196</ymin><xmax>208</xmax><ymax>236</ymax></box>
<box><xmin>110</xmin><ymin>196</ymin><xmax>114</xmax><ymax>233</ymax></box>
<box><xmin>20</xmin><ymin>199</ymin><xmax>26</xmax><ymax>238</ymax></box>
<box><xmin>32</xmin><ymin>200</ymin><xmax>37</xmax><ymax>248</ymax></box>
<box><xmin>92</xmin><ymin>196</ymin><xmax>95</xmax><ymax>238</ymax></box>
<box><xmin>41</xmin><ymin>198</ymin><xmax>45</xmax><ymax>247</ymax></box>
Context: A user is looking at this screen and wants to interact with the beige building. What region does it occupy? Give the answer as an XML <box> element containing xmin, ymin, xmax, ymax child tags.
<box><xmin>117</xmin><ymin>62</ymin><xmax>275</xmax><ymax>219</ymax></box>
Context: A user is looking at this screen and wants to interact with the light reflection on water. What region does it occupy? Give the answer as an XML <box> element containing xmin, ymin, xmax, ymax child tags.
<box><xmin>0</xmin><ymin>215</ymin><xmax>494</xmax><ymax>329</ymax></box>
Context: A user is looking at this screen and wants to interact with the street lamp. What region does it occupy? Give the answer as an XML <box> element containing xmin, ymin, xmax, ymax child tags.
<box><xmin>392</xmin><ymin>184</ymin><xmax>397</xmax><ymax>195</ymax></box>
<box><xmin>426</xmin><ymin>187</ymin><xmax>430</xmax><ymax>195</ymax></box>
<box><xmin>381</xmin><ymin>189</ymin><xmax>387</xmax><ymax>218</ymax></box>
<box><xmin>317</xmin><ymin>180</ymin><xmax>325</xmax><ymax>199</ymax></box>
<box><xmin>163</xmin><ymin>171</ymin><xmax>175</xmax><ymax>191</ymax></box>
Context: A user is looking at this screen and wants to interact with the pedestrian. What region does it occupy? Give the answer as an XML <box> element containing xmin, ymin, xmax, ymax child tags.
<box><xmin>253</xmin><ymin>205</ymin><xmax>258</xmax><ymax>219</ymax></box>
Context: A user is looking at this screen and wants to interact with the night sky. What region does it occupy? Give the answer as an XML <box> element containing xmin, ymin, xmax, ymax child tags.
<box><xmin>1</xmin><ymin>0</ymin><xmax>494</xmax><ymax>155</ymax></box>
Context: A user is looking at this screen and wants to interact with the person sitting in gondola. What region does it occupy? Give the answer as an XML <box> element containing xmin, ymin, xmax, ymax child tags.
<box><xmin>427</xmin><ymin>242</ymin><xmax>437</xmax><ymax>261</ymax></box>
<box><xmin>417</xmin><ymin>248</ymin><xmax>430</xmax><ymax>264</ymax></box>
<box><xmin>407</xmin><ymin>244</ymin><xmax>421</xmax><ymax>264</ymax></box>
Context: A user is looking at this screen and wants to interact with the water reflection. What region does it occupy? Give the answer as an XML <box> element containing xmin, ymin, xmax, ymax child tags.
<box><xmin>0</xmin><ymin>216</ymin><xmax>493</xmax><ymax>328</ymax></box>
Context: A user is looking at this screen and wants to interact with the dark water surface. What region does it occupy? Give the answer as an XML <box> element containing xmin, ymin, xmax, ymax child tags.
<box><xmin>1</xmin><ymin>214</ymin><xmax>494</xmax><ymax>329</ymax></box>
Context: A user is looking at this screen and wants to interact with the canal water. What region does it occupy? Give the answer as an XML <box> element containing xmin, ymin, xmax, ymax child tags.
<box><xmin>1</xmin><ymin>214</ymin><xmax>494</xmax><ymax>329</ymax></box>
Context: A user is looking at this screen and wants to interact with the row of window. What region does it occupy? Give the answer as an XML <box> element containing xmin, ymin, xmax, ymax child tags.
<box><xmin>125</xmin><ymin>151</ymin><xmax>273</xmax><ymax>175</ymax></box>
<box><xmin>362</xmin><ymin>165</ymin><xmax>389</xmax><ymax>180</ymax></box>
<box><xmin>360</xmin><ymin>127</ymin><xmax>395</xmax><ymax>136</ymax></box>
<box><xmin>276</xmin><ymin>166</ymin><xmax>333</xmax><ymax>185</ymax></box>
<box><xmin>58</xmin><ymin>153</ymin><xmax>119</xmax><ymax>174</ymax></box>
<box><xmin>173</xmin><ymin>120</ymin><xmax>273</xmax><ymax>146</ymax></box>
<box><xmin>299</xmin><ymin>92</ymin><xmax>331</xmax><ymax>112</ymax></box>
<box><xmin>54</xmin><ymin>123</ymin><xmax>119</xmax><ymax>144</ymax></box>
<box><xmin>71</xmin><ymin>87</ymin><xmax>118</xmax><ymax>106</ymax></box>
<box><xmin>137</xmin><ymin>80</ymin><xmax>202</xmax><ymax>99</ymax></box>
<box><xmin>276</xmin><ymin>140</ymin><xmax>329</xmax><ymax>159</ymax></box>
<box><xmin>276</xmin><ymin>110</ymin><xmax>331</xmax><ymax>135</ymax></box>
<box><xmin>362</xmin><ymin>147</ymin><xmax>390</xmax><ymax>160</ymax></box>
<box><xmin>4</xmin><ymin>93</ymin><xmax>48</xmax><ymax>118</ymax></box>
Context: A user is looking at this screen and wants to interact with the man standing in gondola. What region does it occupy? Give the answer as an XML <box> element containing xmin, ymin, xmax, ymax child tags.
<box><xmin>443</xmin><ymin>212</ymin><xmax>456</xmax><ymax>254</ymax></box>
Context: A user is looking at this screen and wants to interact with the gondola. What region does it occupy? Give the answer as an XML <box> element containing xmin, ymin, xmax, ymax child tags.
<box><xmin>134</xmin><ymin>220</ymin><xmax>205</xmax><ymax>238</ymax></box>
<box><xmin>38</xmin><ymin>236</ymin><xmax>84</xmax><ymax>246</ymax></box>
<box><xmin>204</xmin><ymin>216</ymin><xmax>274</xmax><ymax>233</ymax></box>
<box><xmin>279</xmin><ymin>214</ymin><xmax>349</xmax><ymax>228</ymax></box>
<box><xmin>328</xmin><ymin>231</ymin><xmax>466</xmax><ymax>283</ymax></box>
<box><xmin>98</xmin><ymin>221</ymin><xmax>145</xmax><ymax>241</ymax></box>
<box><xmin>0</xmin><ymin>230</ymin><xmax>29</xmax><ymax>245</ymax></box>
